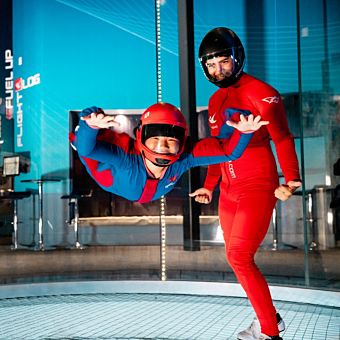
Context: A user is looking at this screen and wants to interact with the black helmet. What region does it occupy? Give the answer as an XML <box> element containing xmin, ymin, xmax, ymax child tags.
<box><xmin>199</xmin><ymin>27</ymin><xmax>245</xmax><ymax>88</ymax></box>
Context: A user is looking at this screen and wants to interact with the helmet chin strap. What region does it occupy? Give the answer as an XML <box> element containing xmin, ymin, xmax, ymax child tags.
<box><xmin>153</xmin><ymin>158</ymin><xmax>171</xmax><ymax>167</ymax></box>
<box><xmin>142</xmin><ymin>152</ymin><xmax>170</xmax><ymax>168</ymax></box>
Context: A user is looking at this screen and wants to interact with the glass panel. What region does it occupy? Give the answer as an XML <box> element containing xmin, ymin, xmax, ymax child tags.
<box><xmin>299</xmin><ymin>0</ymin><xmax>340</xmax><ymax>289</ymax></box>
<box><xmin>188</xmin><ymin>0</ymin><xmax>340</xmax><ymax>290</ymax></box>
<box><xmin>192</xmin><ymin>0</ymin><xmax>304</xmax><ymax>286</ymax></box>
<box><xmin>0</xmin><ymin>0</ymin><xmax>338</xmax><ymax>293</ymax></box>
<box><xmin>2</xmin><ymin>0</ymin><xmax>161</xmax><ymax>281</ymax></box>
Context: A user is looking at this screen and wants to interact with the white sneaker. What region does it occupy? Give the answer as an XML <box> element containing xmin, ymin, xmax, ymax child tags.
<box><xmin>237</xmin><ymin>313</ymin><xmax>285</xmax><ymax>340</ymax></box>
<box><xmin>258</xmin><ymin>335</ymin><xmax>283</xmax><ymax>340</ymax></box>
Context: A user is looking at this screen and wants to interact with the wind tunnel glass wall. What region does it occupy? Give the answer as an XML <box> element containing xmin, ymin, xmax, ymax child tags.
<box><xmin>298</xmin><ymin>0</ymin><xmax>340</xmax><ymax>288</ymax></box>
<box><xmin>1</xmin><ymin>0</ymin><xmax>339</xmax><ymax>290</ymax></box>
<box><xmin>2</xmin><ymin>0</ymin><xmax>163</xmax><ymax>281</ymax></box>
<box><xmin>179</xmin><ymin>0</ymin><xmax>340</xmax><ymax>289</ymax></box>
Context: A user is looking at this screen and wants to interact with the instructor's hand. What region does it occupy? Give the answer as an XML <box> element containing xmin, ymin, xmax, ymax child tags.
<box><xmin>189</xmin><ymin>188</ymin><xmax>213</xmax><ymax>204</ymax></box>
<box><xmin>274</xmin><ymin>180</ymin><xmax>302</xmax><ymax>201</ymax></box>
<box><xmin>226</xmin><ymin>114</ymin><xmax>269</xmax><ymax>133</ymax></box>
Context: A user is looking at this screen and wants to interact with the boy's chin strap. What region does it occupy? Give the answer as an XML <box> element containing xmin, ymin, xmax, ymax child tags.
<box><xmin>153</xmin><ymin>158</ymin><xmax>171</xmax><ymax>167</ymax></box>
<box><xmin>142</xmin><ymin>151</ymin><xmax>171</xmax><ymax>167</ymax></box>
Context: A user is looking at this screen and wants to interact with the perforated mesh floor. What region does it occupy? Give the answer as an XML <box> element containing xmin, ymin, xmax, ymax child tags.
<box><xmin>0</xmin><ymin>292</ymin><xmax>339</xmax><ymax>339</ymax></box>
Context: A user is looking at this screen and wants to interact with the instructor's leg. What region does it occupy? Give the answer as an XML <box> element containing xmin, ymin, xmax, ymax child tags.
<box><xmin>219</xmin><ymin>191</ymin><xmax>279</xmax><ymax>336</ymax></box>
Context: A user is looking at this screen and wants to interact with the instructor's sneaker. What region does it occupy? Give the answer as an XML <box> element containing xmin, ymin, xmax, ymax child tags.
<box><xmin>259</xmin><ymin>335</ymin><xmax>283</xmax><ymax>340</ymax></box>
<box><xmin>237</xmin><ymin>313</ymin><xmax>285</xmax><ymax>340</ymax></box>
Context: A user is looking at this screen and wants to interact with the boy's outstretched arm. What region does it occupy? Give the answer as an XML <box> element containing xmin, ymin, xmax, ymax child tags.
<box><xmin>75</xmin><ymin>106</ymin><xmax>120</xmax><ymax>159</ymax></box>
<box><xmin>80</xmin><ymin>108</ymin><xmax>120</xmax><ymax>130</ymax></box>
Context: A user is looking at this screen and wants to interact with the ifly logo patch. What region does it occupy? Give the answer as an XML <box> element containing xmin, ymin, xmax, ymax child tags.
<box><xmin>209</xmin><ymin>113</ymin><xmax>217</xmax><ymax>124</ymax></box>
<box><xmin>262</xmin><ymin>96</ymin><xmax>279</xmax><ymax>104</ymax></box>
<box><xmin>165</xmin><ymin>175</ymin><xmax>177</xmax><ymax>188</ymax></box>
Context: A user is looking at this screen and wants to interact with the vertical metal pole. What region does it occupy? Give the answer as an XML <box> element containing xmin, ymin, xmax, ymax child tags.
<box><xmin>296</xmin><ymin>0</ymin><xmax>309</xmax><ymax>286</ymax></box>
<box><xmin>159</xmin><ymin>197</ymin><xmax>167</xmax><ymax>281</ymax></box>
<box><xmin>155</xmin><ymin>0</ymin><xmax>167</xmax><ymax>281</ymax></box>
<box><xmin>12</xmin><ymin>199</ymin><xmax>18</xmax><ymax>250</ymax></box>
<box><xmin>37</xmin><ymin>181</ymin><xmax>44</xmax><ymax>250</ymax></box>
<box><xmin>307</xmin><ymin>192</ymin><xmax>317</xmax><ymax>250</ymax></box>
<box><xmin>271</xmin><ymin>206</ymin><xmax>278</xmax><ymax>251</ymax></box>
<box><xmin>177</xmin><ymin>0</ymin><xmax>200</xmax><ymax>251</ymax></box>
<box><xmin>73</xmin><ymin>198</ymin><xmax>83</xmax><ymax>249</ymax></box>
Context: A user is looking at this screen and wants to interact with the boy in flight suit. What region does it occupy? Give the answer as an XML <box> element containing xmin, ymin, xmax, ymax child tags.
<box><xmin>71</xmin><ymin>102</ymin><xmax>268</xmax><ymax>203</ymax></box>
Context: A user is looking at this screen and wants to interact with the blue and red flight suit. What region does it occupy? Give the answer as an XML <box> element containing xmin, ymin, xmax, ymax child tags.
<box><xmin>71</xmin><ymin>112</ymin><xmax>253</xmax><ymax>203</ymax></box>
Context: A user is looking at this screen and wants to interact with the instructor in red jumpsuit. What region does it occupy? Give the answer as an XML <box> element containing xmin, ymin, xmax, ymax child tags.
<box><xmin>190</xmin><ymin>28</ymin><xmax>302</xmax><ymax>340</ymax></box>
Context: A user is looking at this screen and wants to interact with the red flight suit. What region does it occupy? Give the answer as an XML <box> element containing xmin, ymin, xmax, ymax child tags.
<box><xmin>204</xmin><ymin>73</ymin><xmax>300</xmax><ymax>336</ymax></box>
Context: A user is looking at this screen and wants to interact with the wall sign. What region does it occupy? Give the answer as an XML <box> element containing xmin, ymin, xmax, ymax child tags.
<box><xmin>4</xmin><ymin>49</ymin><xmax>40</xmax><ymax>148</ymax></box>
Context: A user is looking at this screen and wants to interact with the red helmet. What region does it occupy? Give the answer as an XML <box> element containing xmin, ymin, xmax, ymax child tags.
<box><xmin>136</xmin><ymin>102</ymin><xmax>188</xmax><ymax>166</ymax></box>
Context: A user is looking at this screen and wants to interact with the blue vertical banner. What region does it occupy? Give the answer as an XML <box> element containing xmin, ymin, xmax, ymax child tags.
<box><xmin>0</xmin><ymin>0</ymin><xmax>14</xmax><ymax>155</ymax></box>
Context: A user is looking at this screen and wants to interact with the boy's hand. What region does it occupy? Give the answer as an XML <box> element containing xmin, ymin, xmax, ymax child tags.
<box><xmin>226</xmin><ymin>114</ymin><xmax>269</xmax><ymax>133</ymax></box>
<box><xmin>189</xmin><ymin>188</ymin><xmax>213</xmax><ymax>204</ymax></box>
<box><xmin>81</xmin><ymin>111</ymin><xmax>120</xmax><ymax>130</ymax></box>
